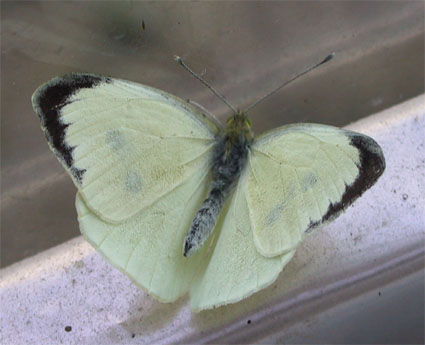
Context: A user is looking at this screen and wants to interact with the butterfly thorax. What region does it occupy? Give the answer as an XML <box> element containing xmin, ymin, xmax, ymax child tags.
<box><xmin>183</xmin><ymin>111</ymin><xmax>254</xmax><ymax>257</ymax></box>
<box><xmin>223</xmin><ymin>110</ymin><xmax>254</xmax><ymax>147</ymax></box>
<box><xmin>214</xmin><ymin>111</ymin><xmax>254</xmax><ymax>184</ymax></box>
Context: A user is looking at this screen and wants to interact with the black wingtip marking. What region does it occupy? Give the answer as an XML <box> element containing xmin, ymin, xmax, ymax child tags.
<box><xmin>32</xmin><ymin>73</ymin><xmax>112</xmax><ymax>183</ymax></box>
<box><xmin>305</xmin><ymin>133</ymin><xmax>385</xmax><ymax>234</ymax></box>
<box><xmin>323</xmin><ymin>133</ymin><xmax>385</xmax><ymax>223</ymax></box>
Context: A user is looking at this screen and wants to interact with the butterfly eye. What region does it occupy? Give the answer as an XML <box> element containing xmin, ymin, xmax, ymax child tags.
<box><xmin>226</xmin><ymin>117</ymin><xmax>234</xmax><ymax>125</ymax></box>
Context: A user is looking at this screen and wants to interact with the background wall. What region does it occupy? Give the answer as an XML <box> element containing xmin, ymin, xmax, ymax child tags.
<box><xmin>1</xmin><ymin>1</ymin><xmax>424</xmax><ymax>267</ymax></box>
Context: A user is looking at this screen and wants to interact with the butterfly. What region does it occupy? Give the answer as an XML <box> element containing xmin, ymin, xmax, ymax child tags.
<box><xmin>32</xmin><ymin>56</ymin><xmax>385</xmax><ymax>311</ymax></box>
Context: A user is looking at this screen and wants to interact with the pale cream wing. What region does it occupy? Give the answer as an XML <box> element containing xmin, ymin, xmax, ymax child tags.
<box><xmin>246</xmin><ymin>124</ymin><xmax>385</xmax><ymax>257</ymax></box>
<box><xmin>32</xmin><ymin>74</ymin><xmax>220</xmax><ymax>223</ymax></box>
<box><xmin>75</xmin><ymin>165</ymin><xmax>212</xmax><ymax>302</ymax></box>
<box><xmin>189</xmin><ymin>176</ymin><xmax>295</xmax><ymax>312</ymax></box>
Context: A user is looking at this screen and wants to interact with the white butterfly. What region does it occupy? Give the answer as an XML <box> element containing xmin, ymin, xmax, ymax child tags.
<box><xmin>32</xmin><ymin>58</ymin><xmax>385</xmax><ymax>311</ymax></box>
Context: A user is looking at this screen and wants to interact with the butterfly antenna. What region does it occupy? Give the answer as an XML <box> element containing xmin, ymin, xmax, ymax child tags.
<box><xmin>174</xmin><ymin>56</ymin><xmax>238</xmax><ymax>114</ymax></box>
<box><xmin>244</xmin><ymin>52</ymin><xmax>335</xmax><ymax>114</ymax></box>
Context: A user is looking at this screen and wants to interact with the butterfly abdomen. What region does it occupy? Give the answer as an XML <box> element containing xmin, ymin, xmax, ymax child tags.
<box><xmin>183</xmin><ymin>186</ymin><xmax>226</xmax><ymax>257</ymax></box>
<box><xmin>183</xmin><ymin>113</ymin><xmax>253</xmax><ymax>257</ymax></box>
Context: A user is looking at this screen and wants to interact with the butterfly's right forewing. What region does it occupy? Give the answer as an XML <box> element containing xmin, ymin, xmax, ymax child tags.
<box><xmin>32</xmin><ymin>74</ymin><xmax>220</xmax><ymax>223</ymax></box>
<box><xmin>32</xmin><ymin>73</ymin><xmax>225</xmax><ymax>302</ymax></box>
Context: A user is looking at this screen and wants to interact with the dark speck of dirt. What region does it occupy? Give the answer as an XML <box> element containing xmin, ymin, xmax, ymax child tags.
<box><xmin>247</xmin><ymin>320</ymin><xmax>251</xmax><ymax>325</ymax></box>
<box><xmin>402</xmin><ymin>193</ymin><xmax>408</xmax><ymax>201</ymax></box>
<box><xmin>378</xmin><ymin>292</ymin><xmax>381</xmax><ymax>296</ymax></box>
<box><xmin>132</xmin><ymin>333</ymin><xmax>136</xmax><ymax>338</ymax></box>
<box><xmin>65</xmin><ymin>326</ymin><xmax>72</xmax><ymax>332</ymax></box>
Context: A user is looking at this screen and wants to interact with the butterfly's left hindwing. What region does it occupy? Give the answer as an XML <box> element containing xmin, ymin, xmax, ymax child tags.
<box><xmin>32</xmin><ymin>74</ymin><xmax>220</xmax><ymax>223</ymax></box>
<box><xmin>246</xmin><ymin>124</ymin><xmax>385</xmax><ymax>257</ymax></box>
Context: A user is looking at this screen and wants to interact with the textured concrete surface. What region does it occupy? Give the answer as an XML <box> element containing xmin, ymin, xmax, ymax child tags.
<box><xmin>1</xmin><ymin>95</ymin><xmax>424</xmax><ymax>344</ymax></box>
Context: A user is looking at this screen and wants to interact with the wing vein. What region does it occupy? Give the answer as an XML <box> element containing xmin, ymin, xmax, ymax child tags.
<box><xmin>290</xmin><ymin>167</ymin><xmax>306</xmax><ymax>235</ymax></box>
<box><xmin>311</xmin><ymin>179</ymin><xmax>324</xmax><ymax>217</ymax></box>
<box><xmin>181</xmin><ymin>143</ymin><xmax>215</xmax><ymax>166</ymax></box>
<box><xmin>96</xmin><ymin>225</ymin><xmax>116</xmax><ymax>250</ymax></box>
<box><xmin>63</xmin><ymin>98</ymin><xmax>128</xmax><ymax>115</ymax></box>
<box><xmin>123</xmin><ymin>233</ymin><xmax>143</xmax><ymax>272</ymax></box>
<box><xmin>248</xmin><ymin>153</ymin><xmax>267</xmax><ymax>230</ymax></box>
<box><xmin>252</xmin><ymin>148</ymin><xmax>311</xmax><ymax>169</ymax></box>
<box><xmin>319</xmin><ymin>145</ymin><xmax>344</xmax><ymax>198</ymax></box>
<box><xmin>248</xmin><ymin>151</ymin><xmax>259</xmax><ymax>183</ymax></box>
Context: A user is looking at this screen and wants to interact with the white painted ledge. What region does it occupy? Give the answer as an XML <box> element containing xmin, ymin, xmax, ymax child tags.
<box><xmin>1</xmin><ymin>95</ymin><xmax>424</xmax><ymax>344</ymax></box>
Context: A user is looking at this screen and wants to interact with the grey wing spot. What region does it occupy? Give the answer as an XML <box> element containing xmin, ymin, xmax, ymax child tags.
<box><xmin>266</xmin><ymin>202</ymin><xmax>285</xmax><ymax>226</ymax></box>
<box><xmin>126</xmin><ymin>170</ymin><xmax>142</xmax><ymax>193</ymax></box>
<box><xmin>106</xmin><ymin>130</ymin><xmax>126</xmax><ymax>150</ymax></box>
<box><xmin>301</xmin><ymin>172</ymin><xmax>318</xmax><ymax>191</ymax></box>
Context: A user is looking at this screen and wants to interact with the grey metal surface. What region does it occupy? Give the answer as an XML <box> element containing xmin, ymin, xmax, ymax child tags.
<box><xmin>1</xmin><ymin>95</ymin><xmax>424</xmax><ymax>344</ymax></box>
<box><xmin>1</xmin><ymin>1</ymin><xmax>424</xmax><ymax>267</ymax></box>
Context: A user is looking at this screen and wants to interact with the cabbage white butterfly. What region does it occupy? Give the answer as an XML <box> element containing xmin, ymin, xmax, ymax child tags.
<box><xmin>32</xmin><ymin>55</ymin><xmax>385</xmax><ymax>311</ymax></box>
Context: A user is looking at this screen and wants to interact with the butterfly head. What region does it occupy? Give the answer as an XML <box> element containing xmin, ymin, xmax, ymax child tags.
<box><xmin>225</xmin><ymin>110</ymin><xmax>254</xmax><ymax>144</ymax></box>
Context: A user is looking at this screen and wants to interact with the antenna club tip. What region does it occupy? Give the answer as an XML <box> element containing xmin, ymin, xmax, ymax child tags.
<box><xmin>174</xmin><ymin>55</ymin><xmax>182</xmax><ymax>62</ymax></box>
<box><xmin>322</xmin><ymin>52</ymin><xmax>335</xmax><ymax>64</ymax></box>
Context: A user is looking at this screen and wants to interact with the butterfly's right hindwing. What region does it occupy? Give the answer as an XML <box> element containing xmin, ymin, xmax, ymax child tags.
<box><xmin>76</xmin><ymin>164</ymin><xmax>212</xmax><ymax>302</ymax></box>
<box><xmin>32</xmin><ymin>73</ymin><xmax>220</xmax><ymax>223</ymax></box>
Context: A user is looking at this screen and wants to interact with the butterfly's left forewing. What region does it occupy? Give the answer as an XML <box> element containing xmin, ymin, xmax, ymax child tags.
<box><xmin>246</xmin><ymin>124</ymin><xmax>385</xmax><ymax>257</ymax></box>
